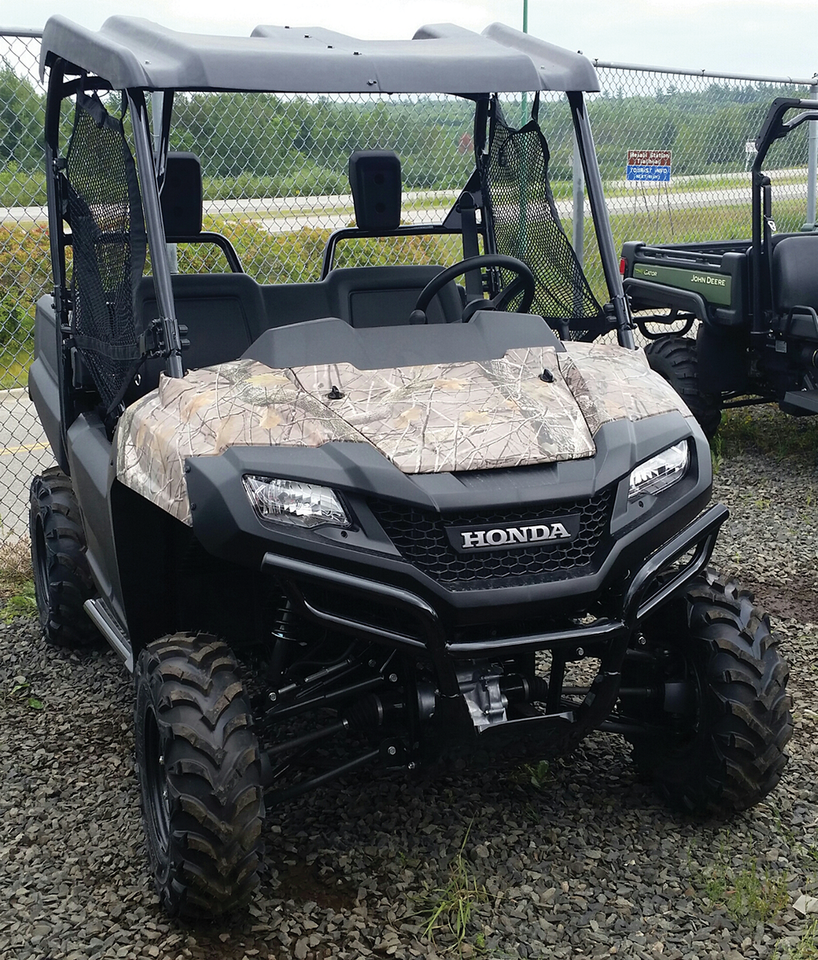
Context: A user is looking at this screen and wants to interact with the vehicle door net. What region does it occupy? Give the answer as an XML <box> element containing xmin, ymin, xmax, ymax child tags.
<box><xmin>65</xmin><ymin>91</ymin><xmax>147</xmax><ymax>413</ymax></box>
<box><xmin>481</xmin><ymin>97</ymin><xmax>603</xmax><ymax>340</ymax></box>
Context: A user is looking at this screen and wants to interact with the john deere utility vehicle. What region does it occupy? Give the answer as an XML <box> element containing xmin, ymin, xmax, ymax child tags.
<box><xmin>622</xmin><ymin>97</ymin><xmax>818</xmax><ymax>436</ymax></box>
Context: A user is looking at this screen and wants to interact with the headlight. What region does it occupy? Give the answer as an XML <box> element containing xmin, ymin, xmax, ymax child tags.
<box><xmin>243</xmin><ymin>475</ymin><xmax>351</xmax><ymax>528</ymax></box>
<box><xmin>628</xmin><ymin>441</ymin><xmax>689</xmax><ymax>502</ymax></box>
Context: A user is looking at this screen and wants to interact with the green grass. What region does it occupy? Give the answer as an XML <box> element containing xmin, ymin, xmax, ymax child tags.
<box><xmin>1</xmin><ymin>581</ymin><xmax>37</xmax><ymax>623</ymax></box>
<box><xmin>0</xmin><ymin>343</ymin><xmax>32</xmax><ymax>390</ymax></box>
<box><xmin>775</xmin><ymin>920</ymin><xmax>818</xmax><ymax>960</ymax></box>
<box><xmin>415</xmin><ymin>824</ymin><xmax>488</xmax><ymax>953</ymax></box>
<box><xmin>0</xmin><ymin>539</ymin><xmax>35</xmax><ymax>626</ymax></box>
<box><xmin>691</xmin><ymin>838</ymin><xmax>789</xmax><ymax>925</ymax></box>
<box><xmin>718</xmin><ymin>405</ymin><xmax>818</xmax><ymax>466</ymax></box>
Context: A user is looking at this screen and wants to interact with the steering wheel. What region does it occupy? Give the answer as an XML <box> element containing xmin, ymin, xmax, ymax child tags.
<box><xmin>411</xmin><ymin>254</ymin><xmax>536</xmax><ymax>324</ymax></box>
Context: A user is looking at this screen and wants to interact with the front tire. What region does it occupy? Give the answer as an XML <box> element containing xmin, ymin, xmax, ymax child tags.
<box><xmin>626</xmin><ymin>574</ymin><xmax>792</xmax><ymax>816</ymax></box>
<box><xmin>645</xmin><ymin>335</ymin><xmax>721</xmax><ymax>439</ymax></box>
<box><xmin>29</xmin><ymin>467</ymin><xmax>97</xmax><ymax>648</ymax></box>
<box><xmin>135</xmin><ymin>633</ymin><xmax>265</xmax><ymax>918</ymax></box>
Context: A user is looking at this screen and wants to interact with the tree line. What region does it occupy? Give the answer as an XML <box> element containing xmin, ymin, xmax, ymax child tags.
<box><xmin>0</xmin><ymin>60</ymin><xmax>813</xmax><ymax>203</ymax></box>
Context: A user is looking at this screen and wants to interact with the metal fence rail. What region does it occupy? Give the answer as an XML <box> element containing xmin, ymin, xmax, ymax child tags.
<box><xmin>1</xmin><ymin>28</ymin><xmax>816</xmax><ymax>540</ymax></box>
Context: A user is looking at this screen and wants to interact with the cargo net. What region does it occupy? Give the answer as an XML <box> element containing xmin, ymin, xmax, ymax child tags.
<box><xmin>482</xmin><ymin>98</ymin><xmax>604</xmax><ymax>340</ymax></box>
<box><xmin>65</xmin><ymin>92</ymin><xmax>147</xmax><ymax>413</ymax></box>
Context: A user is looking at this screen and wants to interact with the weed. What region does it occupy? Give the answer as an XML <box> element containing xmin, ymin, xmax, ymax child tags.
<box><xmin>8</xmin><ymin>676</ymin><xmax>43</xmax><ymax>711</ymax></box>
<box><xmin>710</xmin><ymin>431</ymin><xmax>724</xmax><ymax>475</ymax></box>
<box><xmin>508</xmin><ymin>759</ymin><xmax>553</xmax><ymax>791</ymax></box>
<box><xmin>416</xmin><ymin>823</ymin><xmax>488</xmax><ymax>954</ymax></box>
<box><xmin>0</xmin><ymin>539</ymin><xmax>33</xmax><ymax>601</ymax></box>
<box><xmin>774</xmin><ymin>919</ymin><xmax>818</xmax><ymax>960</ymax></box>
<box><xmin>526</xmin><ymin>760</ymin><xmax>552</xmax><ymax>790</ymax></box>
<box><xmin>1</xmin><ymin>580</ymin><xmax>37</xmax><ymax>623</ymax></box>
<box><xmin>696</xmin><ymin>847</ymin><xmax>789</xmax><ymax>924</ymax></box>
<box><xmin>729</xmin><ymin>861</ymin><xmax>789</xmax><ymax>922</ymax></box>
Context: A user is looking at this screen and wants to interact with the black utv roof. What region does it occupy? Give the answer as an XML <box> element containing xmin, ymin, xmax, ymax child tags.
<box><xmin>40</xmin><ymin>17</ymin><xmax>600</xmax><ymax>94</ymax></box>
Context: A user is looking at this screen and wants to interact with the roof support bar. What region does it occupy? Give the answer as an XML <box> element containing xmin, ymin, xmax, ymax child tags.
<box><xmin>127</xmin><ymin>89</ymin><xmax>184</xmax><ymax>379</ymax></box>
<box><xmin>568</xmin><ymin>91</ymin><xmax>634</xmax><ymax>349</ymax></box>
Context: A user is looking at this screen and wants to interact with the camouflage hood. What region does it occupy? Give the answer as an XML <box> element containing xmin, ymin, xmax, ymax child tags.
<box><xmin>116</xmin><ymin>343</ymin><xmax>689</xmax><ymax>524</ymax></box>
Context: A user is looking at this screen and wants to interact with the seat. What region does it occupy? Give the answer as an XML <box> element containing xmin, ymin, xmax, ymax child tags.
<box><xmin>322</xmin><ymin>150</ymin><xmax>466</xmax><ymax>326</ymax></box>
<box><xmin>771</xmin><ymin>234</ymin><xmax>818</xmax><ymax>342</ymax></box>
<box><xmin>128</xmin><ymin>273</ymin><xmax>265</xmax><ymax>400</ymax></box>
<box><xmin>771</xmin><ymin>234</ymin><xmax>818</xmax><ymax>314</ymax></box>
<box><xmin>325</xmin><ymin>264</ymin><xmax>464</xmax><ymax>326</ymax></box>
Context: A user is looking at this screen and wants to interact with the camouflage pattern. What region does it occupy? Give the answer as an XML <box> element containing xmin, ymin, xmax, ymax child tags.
<box><xmin>291</xmin><ymin>347</ymin><xmax>594</xmax><ymax>474</ymax></box>
<box><xmin>556</xmin><ymin>342</ymin><xmax>689</xmax><ymax>432</ymax></box>
<box><xmin>115</xmin><ymin>344</ymin><xmax>691</xmax><ymax>524</ymax></box>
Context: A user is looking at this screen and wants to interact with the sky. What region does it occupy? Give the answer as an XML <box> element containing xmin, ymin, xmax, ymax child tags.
<box><xmin>13</xmin><ymin>0</ymin><xmax>818</xmax><ymax>82</ymax></box>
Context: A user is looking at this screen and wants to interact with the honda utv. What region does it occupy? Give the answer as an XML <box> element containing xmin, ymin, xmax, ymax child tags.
<box><xmin>30</xmin><ymin>16</ymin><xmax>791</xmax><ymax>917</ymax></box>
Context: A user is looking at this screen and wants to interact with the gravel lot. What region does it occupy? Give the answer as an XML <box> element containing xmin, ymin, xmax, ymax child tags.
<box><xmin>1</xmin><ymin>406</ymin><xmax>817</xmax><ymax>960</ymax></box>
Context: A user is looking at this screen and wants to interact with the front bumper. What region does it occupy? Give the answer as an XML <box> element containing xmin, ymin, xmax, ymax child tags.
<box><xmin>262</xmin><ymin>503</ymin><xmax>727</xmax><ymax>701</ymax></box>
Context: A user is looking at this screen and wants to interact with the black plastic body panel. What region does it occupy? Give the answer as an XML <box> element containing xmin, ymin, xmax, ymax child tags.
<box><xmin>66</xmin><ymin>413</ymin><xmax>127</xmax><ymax>627</ymax></box>
<box><xmin>185</xmin><ymin>411</ymin><xmax>711</xmax><ymax>627</ymax></box>
<box><xmin>28</xmin><ymin>295</ymin><xmax>67</xmax><ymax>471</ymax></box>
<box><xmin>243</xmin><ymin>309</ymin><xmax>563</xmax><ymax>371</ymax></box>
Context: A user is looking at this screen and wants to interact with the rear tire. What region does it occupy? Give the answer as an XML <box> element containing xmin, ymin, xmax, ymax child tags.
<box><xmin>626</xmin><ymin>574</ymin><xmax>792</xmax><ymax>816</ymax></box>
<box><xmin>134</xmin><ymin>633</ymin><xmax>265</xmax><ymax>918</ymax></box>
<box><xmin>29</xmin><ymin>467</ymin><xmax>98</xmax><ymax>648</ymax></box>
<box><xmin>645</xmin><ymin>335</ymin><xmax>721</xmax><ymax>439</ymax></box>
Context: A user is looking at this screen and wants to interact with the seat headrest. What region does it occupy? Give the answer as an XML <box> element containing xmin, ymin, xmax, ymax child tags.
<box><xmin>348</xmin><ymin>150</ymin><xmax>402</xmax><ymax>232</ymax></box>
<box><xmin>160</xmin><ymin>152</ymin><xmax>202</xmax><ymax>236</ymax></box>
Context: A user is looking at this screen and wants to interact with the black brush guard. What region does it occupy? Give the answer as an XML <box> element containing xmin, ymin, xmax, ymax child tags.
<box><xmin>260</xmin><ymin>503</ymin><xmax>727</xmax><ymax>768</ymax></box>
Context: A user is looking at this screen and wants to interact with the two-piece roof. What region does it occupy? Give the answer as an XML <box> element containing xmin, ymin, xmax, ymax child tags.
<box><xmin>40</xmin><ymin>16</ymin><xmax>599</xmax><ymax>95</ymax></box>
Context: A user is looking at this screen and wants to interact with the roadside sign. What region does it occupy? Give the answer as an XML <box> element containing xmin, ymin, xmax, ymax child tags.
<box><xmin>626</xmin><ymin>149</ymin><xmax>672</xmax><ymax>182</ymax></box>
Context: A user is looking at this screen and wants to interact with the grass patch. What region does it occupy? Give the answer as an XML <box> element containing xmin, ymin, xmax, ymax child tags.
<box><xmin>0</xmin><ymin>540</ymin><xmax>36</xmax><ymax>624</ymax></box>
<box><xmin>692</xmin><ymin>840</ymin><xmax>789</xmax><ymax>925</ymax></box>
<box><xmin>775</xmin><ymin>920</ymin><xmax>818</xmax><ymax>960</ymax></box>
<box><xmin>0</xmin><ymin>537</ymin><xmax>36</xmax><ymax>624</ymax></box>
<box><xmin>0</xmin><ymin>539</ymin><xmax>33</xmax><ymax>602</ymax></box>
<box><xmin>0</xmin><ymin>342</ymin><xmax>32</xmax><ymax>390</ymax></box>
<box><xmin>1</xmin><ymin>580</ymin><xmax>37</xmax><ymax>623</ymax></box>
<box><xmin>416</xmin><ymin>824</ymin><xmax>488</xmax><ymax>954</ymax></box>
<box><xmin>718</xmin><ymin>405</ymin><xmax>818</xmax><ymax>466</ymax></box>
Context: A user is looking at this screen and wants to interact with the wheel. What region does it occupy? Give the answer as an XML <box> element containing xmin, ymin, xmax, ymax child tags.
<box><xmin>413</xmin><ymin>253</ymin><xmax>536</xmax><ymax>323</ymax></box>
<box><xmin>624</xmin><ymin>573</ymin><xmax>792</xmax><ymax>816</ymax></box>
<box><xmin>644</xmin><ymin>335</ymin><xmax>722</xmax><ymax>439</ymax></box>
<box><xmin>135</xmin><ymin>633</ymin><xmax>266</xmax><ymax>918</ymax></box>
<box><xmin>29</xmin><ymin>467</ymin><xmax>98</xmax><ymax>648</ymax></box>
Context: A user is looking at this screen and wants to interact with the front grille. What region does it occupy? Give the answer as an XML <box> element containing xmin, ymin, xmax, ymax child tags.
<box><xmin>368</xmin><ymin>489</ymin><xmax>615</xmax><ymax>591</ymax></box>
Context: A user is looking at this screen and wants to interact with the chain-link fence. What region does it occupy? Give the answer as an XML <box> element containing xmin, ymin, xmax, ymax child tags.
<box><xmin>588</xmin><ymin>62</ymin><xmax>818</xmax><ymax>256</ymax></box>
<box><xmin>1</xmin><ymin>28</ymin><xmax>816</xmax><ymax>540</ymax></box>
<box><xmin>1</xmin><ymin>30</ymin><xmax>50</xmax><ymax>543</ymax></box>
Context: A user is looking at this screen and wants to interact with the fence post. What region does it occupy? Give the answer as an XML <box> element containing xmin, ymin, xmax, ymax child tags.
<box><xmin>802</xmin><ymin>78</ymin><xmax>818</xmax><ymax>232</ymax></box>
<box><xmin>572</xmin><ymin>131</ymin><xmax>585</xmax><ymax>267</ymax></box>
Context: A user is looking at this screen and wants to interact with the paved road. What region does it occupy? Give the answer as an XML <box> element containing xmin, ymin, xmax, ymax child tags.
<box><xmin>1</xmin><ymin>180</ymin><xmax>810</xmax><ymax>229</ymax></box>
<box><xmin>0</xmin><ymin>390</ymin><xmax>52</xmax><ymax>540</ymax></box>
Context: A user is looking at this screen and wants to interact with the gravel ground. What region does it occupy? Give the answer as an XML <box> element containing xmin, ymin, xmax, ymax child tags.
<box><xmin>1</xmin><ymin>408</ymin><xmax>817</xmax><ymax>960</ymax></box>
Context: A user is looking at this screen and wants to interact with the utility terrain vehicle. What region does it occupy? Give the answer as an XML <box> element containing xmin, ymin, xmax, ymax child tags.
<box><xmin>30</xmin><ymin>16</ymin><xmax>791</xmax><ymax>918</ymax></box>
<box><xmin>621</xmin><ymin>97</ymin><xmax>818</xmax><ymax>436</ymax></box>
